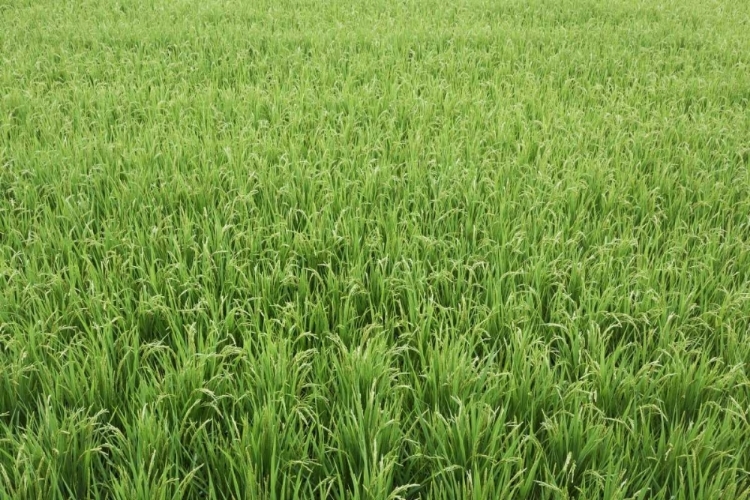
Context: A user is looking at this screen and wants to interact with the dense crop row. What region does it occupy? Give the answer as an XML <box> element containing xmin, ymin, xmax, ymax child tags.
<box><xmin>2</xmin><ymin>0</ymin><xmax>750</xmax><ymax>498</ymax></box>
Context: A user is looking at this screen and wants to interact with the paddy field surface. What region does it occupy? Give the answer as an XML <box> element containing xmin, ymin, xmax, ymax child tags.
<box><xmin>1</xmin><ymin>0</ymin><xmax>750</xmax><ymax>498</ymax></box>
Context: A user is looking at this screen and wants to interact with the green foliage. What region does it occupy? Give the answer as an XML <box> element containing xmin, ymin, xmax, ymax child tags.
<box><xmin>1</xmin><ymin>0</ymin><xmax>750</xmax><ymax>498</ymax></box>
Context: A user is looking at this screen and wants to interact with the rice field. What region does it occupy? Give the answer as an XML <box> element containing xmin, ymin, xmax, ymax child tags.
<box><xmin>1</xmin><ymin>0</ymin><xmax>750</xmax><ymax>498</ymax></box>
